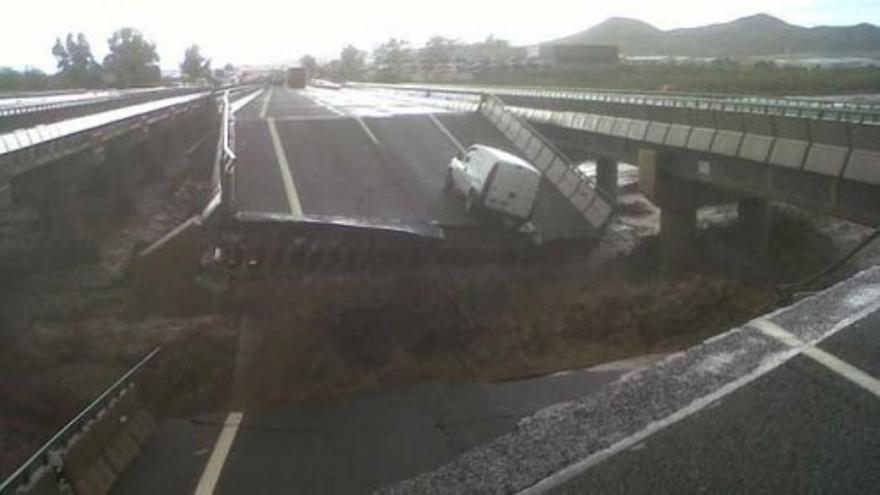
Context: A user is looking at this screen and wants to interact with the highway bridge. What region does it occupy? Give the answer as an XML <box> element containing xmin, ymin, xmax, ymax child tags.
<box><xmin>354</xmin><ymin>83</ymin><xmax>880</xmax><ymax>268</ymax></box>
<box><xmin>1</xmin><ymin>81</ymin><xmax>879</xmax><ymax>494</ymax></box>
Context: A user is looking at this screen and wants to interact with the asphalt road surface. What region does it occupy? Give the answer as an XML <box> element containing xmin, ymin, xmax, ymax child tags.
<box><xmin>113</xmin><ymin>357</ymin><xmax>656</xmax><ymax>494</ymax></box>
<box><xmin>232</xmin><ymin>86</ymin><xmax>590</xmax><ymax>238</ymax></box>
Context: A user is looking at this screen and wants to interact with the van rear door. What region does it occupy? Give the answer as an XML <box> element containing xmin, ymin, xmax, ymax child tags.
<box><xmin>483</xmin><ymin>160</ymin><xmax>540</xmax><ymax>220</ymax></box>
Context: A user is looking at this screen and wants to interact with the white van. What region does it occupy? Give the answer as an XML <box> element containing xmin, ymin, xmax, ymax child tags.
<box><xmin>445</xmin><ymin>144</ymin><xmax>542</xmax><ymax>225</ymax></box>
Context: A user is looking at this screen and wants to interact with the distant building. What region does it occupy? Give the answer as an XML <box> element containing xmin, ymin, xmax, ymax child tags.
<box><xmin>529</xmin><ymin>44</ymin><xmax>619</xmax><ymax>66</ymax></box>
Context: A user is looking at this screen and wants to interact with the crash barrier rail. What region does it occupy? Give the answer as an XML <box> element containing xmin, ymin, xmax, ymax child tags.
<box><xmin>0</xmin><ymin>91</ymin><xmax>216</xmax><ymax>192</ymax></box>
<box><xmin>479</xmin><ymin>95</ymin><xmax>614</xmax><ymax>230</ymax></box>
<box><xmin>202</xmin><ymin>87</ymin><xmax>263</xmax><ymax>221</ymax></box>
<box><xmin>351</xmin><ymin>82</ymin><xmax>880</xmax><ymax>124</ymax></box>
<box><xmin>0</xmin><ymin>88</ymin><xmax>173</xmax><ymax>117</ymax></box>
<box><xmin>203</xmin><ymin>90</ymin><xmax>235</xmax><ymax>220</ymax></box>
<box><xmin>0</xmin><ymin>348</ymin><xmax>161</xmax><ymax>495</ymax></box>
<box><xmin>0</xmin><ymin>84</ymin><xmax>247</xmax><ymax>119</ymax></box>
<box><xmin>356</xmin><ymin>84</ymin><xmax>880</xmax><ymax>189</ymax></box>
<box><xmin>0</xmin><ymin>88</ymin><xmax>210</xmax><ymax>134</ymax></box>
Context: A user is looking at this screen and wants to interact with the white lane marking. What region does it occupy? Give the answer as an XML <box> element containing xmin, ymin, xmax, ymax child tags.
<box><xmin>230</xmin><ymin>89</ymin><xmax>264</xmax><ymax>114</ymax></box>
<box><xmin>194</xmin><ymin>412</ymin><xmax>244</xmax><ymax>495</ymax></box>
<box><xmin>259</xmin><ymin>86</ymin><xmax>273</xmax><ymax>120</ymax></box>
<box><xmin>518</xmin><ymin>347</ymin><xmax>798</xmax><ymax>494</ymax></box>
<box><xmin>519</xmin><ymin>298</ymin><xmax>880</xmax><ymax>494</ymax></box>
<box><xmin>267</xmin><ymin>117</ymin><xmax>303</xmax><ymax>217</ymax></box>
<box><xmin>355</xmin><ymin>117</ymin><xmax>379</xmax><ymax>145</ymax></box>
<box><xmin>427</xmin><ymin>113</ymin><xmax>466</xmax><ymax>153</ymax></box>
<box><xmin>753</xmin><ymin>319</ymin><xmax>880</xmax><ymax>399</ymax></box>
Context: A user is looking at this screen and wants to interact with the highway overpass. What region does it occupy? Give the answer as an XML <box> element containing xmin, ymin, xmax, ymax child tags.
<box><xmin>356</xmin><ymin>83</ymin><xmax>880</xmax><ymax>269</ymax></box>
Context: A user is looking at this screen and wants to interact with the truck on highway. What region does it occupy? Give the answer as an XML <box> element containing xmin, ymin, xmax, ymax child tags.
<box><xmin>445</xmin><ymin>144</ymin><xmax>541</xmax><ymax>227</ymax></box>
<box><xmin>286</xmin><ymin>67</ymin><xmax>308</xmax><ymax>89</ymax></box>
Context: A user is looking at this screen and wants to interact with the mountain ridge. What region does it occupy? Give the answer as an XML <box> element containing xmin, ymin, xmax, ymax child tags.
<box><xmin>549</xmin><ymin>14</ymin><xmax>880</xmax><ymax>57</ymax></box>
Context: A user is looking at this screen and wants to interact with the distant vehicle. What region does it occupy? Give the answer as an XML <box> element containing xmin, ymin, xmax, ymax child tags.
<box><xmin>445</xmin><ymin>144</ymin><xmax>541</xmax><ymax>225</ymax></box>
<box><xmin>286</xmin><ymin>67</ymin><xmax>308</xmax><ymax>88</ymax></box>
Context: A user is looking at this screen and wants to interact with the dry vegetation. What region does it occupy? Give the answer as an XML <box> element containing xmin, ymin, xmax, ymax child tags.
<box><xmin>231</xmin><ymin>206</ymin><xmax>839</xmax><ymax>407</ymax></box>
<box><xmin>233</xmin><ymin>270</ymin><xmax>775</xmax><ymax>407</ymax></box>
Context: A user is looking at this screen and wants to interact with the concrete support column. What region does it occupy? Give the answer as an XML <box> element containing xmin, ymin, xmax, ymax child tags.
<box><xmin>42</xmin><ymin>172</ymin><xmax>98</xmax><ymax>265</ymax></box>
<box><xmin>660</xmin><ymin>206</ymin><xmax>697</xmax><ymax>273</ymax></box>
<box><xmin>738</xmin><ymin>198</ymin><xmax>772</xmax><ymax>259</ymax></box>
<box><xmin>639</xmin><ymin>149</ymin><xmax>703</xmax><ymax>273</ymax></box>
<box><xmin>596</xmin><ymin>156</ymin><xmax>619</xmax><ymax>203</ymax></box>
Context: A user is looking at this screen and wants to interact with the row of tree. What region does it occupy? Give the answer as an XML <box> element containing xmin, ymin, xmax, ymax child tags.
<box><xmin>0</xmin><ymin>29</ymin><xmax>215</xmax><ymax>91</ymax></box>
<box><xmin>51</xmin><ymin>29</ymin><xmax>215</xmax><ymax>88</ymax></box>
<box><xmin>301</xmin><ymin>35</ymin><xmax>518</xmax><ymax>83</ymax></box>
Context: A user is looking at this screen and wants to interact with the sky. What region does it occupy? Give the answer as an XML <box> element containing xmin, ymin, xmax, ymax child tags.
<box><xmin>2</xmin><ymin>0</ymin><xmax>879</xmax><ymax>72</ymax></box>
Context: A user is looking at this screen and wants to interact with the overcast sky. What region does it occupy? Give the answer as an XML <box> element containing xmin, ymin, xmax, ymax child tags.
<box><xmin>3</xmin><ymin>0</ymin><xmax>879</xmax><ymax>72</ymax></box>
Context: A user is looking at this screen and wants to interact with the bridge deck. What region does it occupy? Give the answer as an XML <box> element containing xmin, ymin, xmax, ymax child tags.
<box><xmin>231</xmin><ymin>87</ymin><xmax>589</xmax><ymax>238</ymax></box>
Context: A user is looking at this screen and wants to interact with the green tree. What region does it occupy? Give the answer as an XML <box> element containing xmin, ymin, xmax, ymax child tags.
<box><xmin>338</xmin><ymin>45</ymin><xmax>366</xmax><ymax>81</ymax></box>
<box><xmin>0</xmin><ymin>67</ymin><xmax>49</xmax><ymax>91</ymax></box>
<box><xmin>103</xmin><ymin>28</ymin><xmax>160</xmax><ymax>88</ymax></box>
<box><xmin>299</xmin><ymin>54</ymin><xmax>318</xmax><ymax>76</ymax></box>
<box><xmin>421</xmin><ymin>36</ymin><xmax>458</xmax><ymax>72</ymax></box>
<box><xmin>180</xmin><ymin>44</ymin><xmax>211</xmax><ymax>83</ymax></box>
<box><xmin>372</xmin><ymin>38</ymin><xmax>411</xmax><ymax>82</ymax></box>
<box><xmin>51</xmin><ymin>33</ymin><xmax>102</xmax><ymax>88</ymax></box>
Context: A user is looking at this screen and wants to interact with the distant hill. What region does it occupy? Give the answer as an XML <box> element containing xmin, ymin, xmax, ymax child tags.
<box><xmin>550</xmin><ymin>14</ymin><xmax>880</xmax><ymax>57</ymax></box>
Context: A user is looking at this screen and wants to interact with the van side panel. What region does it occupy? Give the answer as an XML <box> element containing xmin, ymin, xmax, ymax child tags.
<box><xmin>466</xmin><ymin>149</ymin><xmax>494</xmax><ymax>194</ymax></box>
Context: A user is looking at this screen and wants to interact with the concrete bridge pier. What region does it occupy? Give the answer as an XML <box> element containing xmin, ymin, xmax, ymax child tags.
<box><xmin>638</xmin><ymin>149</ymin><xmax>734</xmax><ymax>273</ymax></box>
<box><xmin>596</xmin><ymin>157</ymin><xmax>619</xmax><ymax>203</ymax></box>
<box><xmin>659</xmin><ymin>206</ymin><xmax>697</xmax><ymax>273</ymax></box>
<box><xmin>41</xmin><ymin>151</ymin><xmax>100</xmax><ymax>265</ymax></box>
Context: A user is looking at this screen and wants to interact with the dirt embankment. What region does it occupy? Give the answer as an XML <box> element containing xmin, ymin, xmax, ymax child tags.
<box><xmin>231</xmin><ymin>202</ymin><xmax>852</xmax><ymax>408</ymax></box>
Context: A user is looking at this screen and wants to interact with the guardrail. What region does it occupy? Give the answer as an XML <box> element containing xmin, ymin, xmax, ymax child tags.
<box><xmin>0</xmin><ymin>89</ymin><xmax>162</xmax><ymax>117</ymax></box>
<box><xmin>202</xmin><ymin>87</ymin><xmax>263</xmax><ymax>221</ymax></box>
<box><xmin>0</xmin><ymin>347</ymin><xmax>161</xmax><ymax>495</ymax></box>
<box><xmin>202</xmin><ymin>90</ymin><xmax>235</xmax><ymax>221</ymax></box>
<box><xmin>0</xmin><ymin>91</ymin><xmax>216</xmax><ymax>184</ymax></box>
<box><xmin>351</xmin><ymin>82</ymin><xmax>880</xmax><ymax>125</ymax></box>
<box><xmin>0</xmin><ymin>88</ymin><xmax>212</xmax><ymax>135</ymax></box>
<box><xmin>479</xmin><ymin>95</ymin><xmax>614</xmax><ymax>229</ymax></box>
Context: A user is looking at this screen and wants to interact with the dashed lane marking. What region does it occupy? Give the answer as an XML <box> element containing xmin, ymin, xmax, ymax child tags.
<box><xmin>516</xmin><ymin>346</ymin><xmax>798</xmax><ymax>494</ymax></box>
<box><xmin>518</xmin><ymin>300</ymin><xmax>880</xmax><ymax>494</ymax></box>
<box><xmin>753</xmin><ymin>319</ymin><xmax>880</xmax><ymax>399</ymax></box>
<box><xmin>427</xmin><ymin>113</ymin><xmax>466</xmax><ymax>154</ymax></box>
<box><xmin>267</xmin><ymin>117</ymin><xmax>303</xmax><ymax>217</ymax></box>
<box><xmin>355</xmin><ymin>116</ymin><xmax>379</xmax><ymax>146</ymax></box>
<box><xmin>259</xmin><ymin>86</ymin><xmax>273</xmax><ymax>120</ymax></box>
<box><xmin>194</xmin><ymin>412</ymin><xmax>243</xmax><ymax>495</ymax></box>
